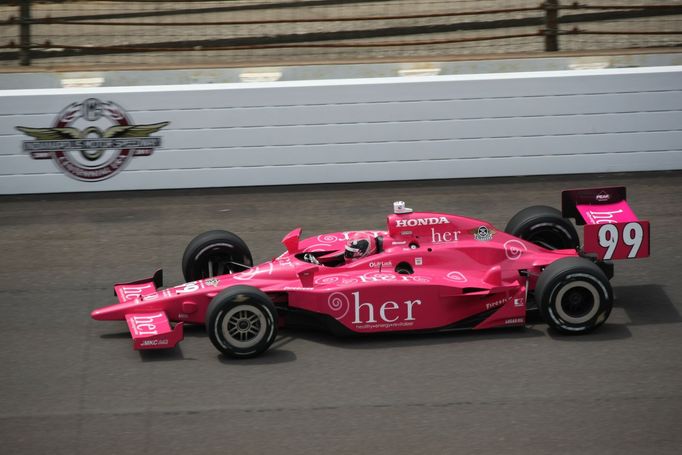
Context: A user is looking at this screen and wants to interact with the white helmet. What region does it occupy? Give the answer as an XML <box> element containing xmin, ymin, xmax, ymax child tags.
<box><xmin>344</xmin><ymin>232</ymin><xmax>377</xmax><ymax>260</ymax></box>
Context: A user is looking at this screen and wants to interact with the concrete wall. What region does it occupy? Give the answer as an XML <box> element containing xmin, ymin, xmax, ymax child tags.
<box><xmin>1</xmin><ymin>66</ymin><xmax>680</xmax><ymax>194</ymax></box>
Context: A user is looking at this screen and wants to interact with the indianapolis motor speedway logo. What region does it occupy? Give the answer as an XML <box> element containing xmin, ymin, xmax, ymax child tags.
<box><xmin>16</xmin><ymin>98</ymin><xmax>169</xmax><ymax>182</ymax></box>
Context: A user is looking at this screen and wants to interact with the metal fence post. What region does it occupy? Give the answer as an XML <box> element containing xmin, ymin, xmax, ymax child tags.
<box><xmin>19</xmin><ymin>0</ymin><xmax>31</xmax><ymax>66</ymax></box>
<box><xmin>544</xmin><ymin>0</ymin><xmax>559</xmax><ymax>51</ymax></box>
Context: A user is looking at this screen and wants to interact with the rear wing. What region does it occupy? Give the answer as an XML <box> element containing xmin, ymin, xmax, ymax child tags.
<box><xmin>562</xmin><ymin>186</ymin><xmax>650</xmax><ymax>260</ymax></box>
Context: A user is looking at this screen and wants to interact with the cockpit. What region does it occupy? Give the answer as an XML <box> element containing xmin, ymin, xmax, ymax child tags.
<box><xmin>297</xmin><ymin>234</ymin><xmax>384</xmax><ymax>267</ymax></box>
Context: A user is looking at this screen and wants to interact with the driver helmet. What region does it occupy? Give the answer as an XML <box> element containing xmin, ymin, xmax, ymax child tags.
<box><xmin>344</xmin><ymin>232</ymin><xmax>377</xmax><ymax>260</ymax></box>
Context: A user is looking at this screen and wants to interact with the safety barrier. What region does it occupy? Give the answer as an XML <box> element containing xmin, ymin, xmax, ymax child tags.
<box><xmin>1</xmin><ymin>65</ymin><xmax>680</xmax><ymax>194</ymax></box>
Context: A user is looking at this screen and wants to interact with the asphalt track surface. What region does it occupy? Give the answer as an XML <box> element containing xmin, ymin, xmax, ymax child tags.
<box><xmin>1</xmin><ymin>171</ymin><xmax>681</xmax><ymax>455</ymax></box>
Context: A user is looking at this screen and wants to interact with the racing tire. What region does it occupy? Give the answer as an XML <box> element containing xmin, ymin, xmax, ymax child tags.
<box><xmin>535</xmin><ymin>257</ymin><xmax>613</xmax><ymax>334</ymax></box>
<box><xmin>505</xmin><ymin>206</ymin><xmax>579</xmax><ymax>250</ymax></box>
<box><xmin>206</xmin><ymin>286</ymin><xmax>278</xmax><ymax>358</ymax></box>
<box><xmin>182</xmin><ymin>230</ymin><xmax>253</xmax><ymax>282</ymax></box>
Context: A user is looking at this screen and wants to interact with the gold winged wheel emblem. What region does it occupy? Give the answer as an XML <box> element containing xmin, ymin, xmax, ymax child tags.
<box><xmin>16</xmin><ymin>122</ymin><xmax>169</xmax><ymax>161</ymax></box>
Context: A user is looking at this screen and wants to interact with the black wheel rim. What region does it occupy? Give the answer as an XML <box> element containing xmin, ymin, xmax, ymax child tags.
<box><xmin>560</xmin><ymin>287</ymin><xmax>595</xmax><ymax>319</ymax></box>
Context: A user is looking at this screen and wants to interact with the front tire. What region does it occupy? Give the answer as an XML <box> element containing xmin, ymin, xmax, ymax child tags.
<box><xmin>505</xmin><ymin>205</ymin><xmax>579</xmax><ymax>250</ymax></box>
<box><xmin>182</xmin><ymin>230</ymin><xmax>253</xmax><ymax>282</ymax></box>
<box><xmin>206</xmin><ymin>286</ymin><xmax>278</xmax><ymax>358</ymax></box>
<box><xmin>535</xmin><ymin>257</ymin><xmax>612</xmax><ymax>334</ymax></box>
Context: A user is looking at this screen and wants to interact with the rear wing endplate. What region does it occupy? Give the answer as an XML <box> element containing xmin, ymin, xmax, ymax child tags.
<box><xmin>562</xmin><ymin>187</ymin><xmax>650</xmax><ymax>260</ymax></box>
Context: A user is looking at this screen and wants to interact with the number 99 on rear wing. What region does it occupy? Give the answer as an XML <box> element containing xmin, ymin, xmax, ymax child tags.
<box><xmin>562</xmin><ymin>187</ymin><xmax>650</xmax><ymax>261</ymax></box>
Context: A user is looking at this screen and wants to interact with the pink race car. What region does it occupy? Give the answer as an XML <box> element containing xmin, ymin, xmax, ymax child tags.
<box><xmin>92</xmin><ymin>186</ymin><xmax>650</xmax><ymax>358</ymax></box>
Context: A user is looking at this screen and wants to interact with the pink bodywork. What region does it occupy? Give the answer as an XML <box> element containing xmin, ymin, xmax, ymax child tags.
<box><xmin>92</xmin><ymin>209</ymin><xmax>581</xmax><ymax>350</ymax></box>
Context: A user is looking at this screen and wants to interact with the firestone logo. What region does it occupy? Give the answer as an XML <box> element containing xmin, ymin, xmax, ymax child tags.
<box><xmin>16</xmin><ymin>98</ymin><xmax>169</xmax><ymax>182</ymax></box>
<box><xmin>395</xmin><ymin>217</ymin><xmax>450</xmax><ymax>228</ymax></box>
<box><xmin>485</xmin><ymin>296</ymin><xmax>511</xmax><ymax>310</ymax></box>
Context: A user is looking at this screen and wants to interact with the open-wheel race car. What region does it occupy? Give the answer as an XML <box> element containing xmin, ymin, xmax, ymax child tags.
<box><xmin>92</xmin><ymin>186</ymin><xmax>650</xmax><ymax>358</ymax></box>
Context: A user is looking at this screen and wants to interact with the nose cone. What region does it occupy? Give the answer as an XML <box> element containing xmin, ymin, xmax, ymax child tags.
<box><xmin>91</xmin><ymin>302</ymin><xmax>133</xmax><ymax>321</ymax></box>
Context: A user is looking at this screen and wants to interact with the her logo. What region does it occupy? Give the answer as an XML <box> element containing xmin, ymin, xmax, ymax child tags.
<box><xmin>351</xmin><ymin>291</ymin><xmax>421</xmax><ymax>324</ymax></box>
<box><xmin>328</xmin><ymin>291</ymin><xmax>421</xmax><ymax>324</ymax></box>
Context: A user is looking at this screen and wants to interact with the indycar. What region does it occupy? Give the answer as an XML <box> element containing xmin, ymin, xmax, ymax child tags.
<box><xmin>92</xmin><ymin>186</ymin><xmax>650</xmax><ymax>358</ymax></box>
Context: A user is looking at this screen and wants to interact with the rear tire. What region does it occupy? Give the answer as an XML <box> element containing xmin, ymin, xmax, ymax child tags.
<box><xmin>505</xmin><ymin>206</ymin><xmax>579</xmax><ymax>250</ymax></box>
<box><xmin>535</xmin><ymin>257</ymin><xmax>612</xmax><ymax>334</ymax></box>
<box><xmin>206</xmin><ymin>286</ymin><xmax>278</xmax><ymax>358</ymax></box>
<box><xmin>182</xmin><ymin>230</ymin><xmax>252</xmax><ymax>282</ymax></box>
